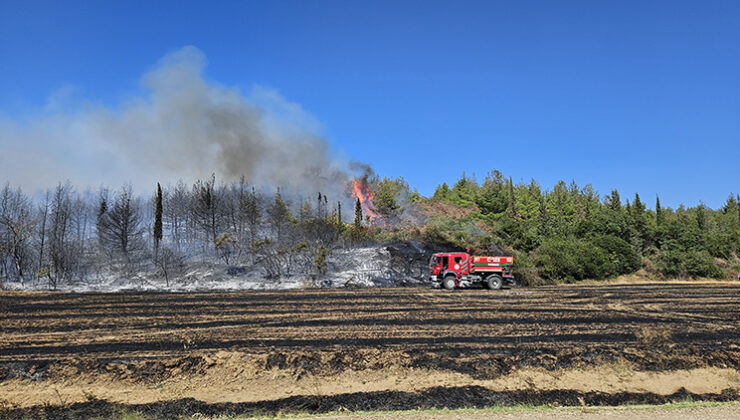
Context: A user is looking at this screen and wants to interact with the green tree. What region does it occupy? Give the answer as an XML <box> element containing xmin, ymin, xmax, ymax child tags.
<box><xmin>449</xmin><ymin>173</ymin><xmax>479</xmax><ymax>207</ymax></box>
<box><xmin>597</xmin><ymin>189</ymin><xmax>630</xmax><ymax>241</ymax></box>
<box><xmin>299</xmin><ymin>199</ymin><xmax>313</xmax><ymax>221</ymax></box>
<box><xmin>607</xmin><ymin>189</ymin><xmax>621</xmax><ymax>211</ymax></box>
<box><xmin>267</xmin><ymin>189</ymin><xmax>291</xmax><ymax>243</ymax></box>
<box><xmin>476</xmin><ymin>170</ymin><xmax>508</xmax><ymax>214</ymax></box>
<box><xmin>241</xmin><ymin>187</ymin><xmax>261</xmax><ymax>258</ymax></box>
<box><xmin>547</xmin><ymin>180</ymin><xmax>576</xmax><ymax>236</ymax></box>
<box><xmin>507</xmin><ymin>176</ymin><xmax>517</xmax><ymax>217</ymax></box>
<box><xmin>537</xmin><ymin>194</ymin><xmax>551</xmax><ymax>238</ymax></box>
<box><xmin>433</xmin><ymin>182</ymin><xmax>451</xmax><ymax>200</ymax></box>
<box><xmin>372</xmin><ymin>176</ymin><xmax>406</xmax><ymax>218</ymax></box>
<box><xmin>629</xmin><ymin>193</ymin><xmax>648</xmax><ymax>250</ymax></box>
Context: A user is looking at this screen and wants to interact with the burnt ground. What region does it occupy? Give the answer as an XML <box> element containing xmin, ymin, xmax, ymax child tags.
<box><xmin>1</xmin><ymin>284</ymin><xmax>739</xmax><ymax>418</ymax></box>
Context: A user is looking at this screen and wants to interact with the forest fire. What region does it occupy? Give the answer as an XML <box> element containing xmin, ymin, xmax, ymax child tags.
<box><xmin>351</xmin><ymin>177</ymin><xmax>381</xmax><ymax>220</ymax></box>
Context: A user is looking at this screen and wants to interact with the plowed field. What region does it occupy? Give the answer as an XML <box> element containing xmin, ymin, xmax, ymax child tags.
<box><xmin>1</xmin><ymin>283</ymin><xmax>739</xmax><ymax>418</ymax></box>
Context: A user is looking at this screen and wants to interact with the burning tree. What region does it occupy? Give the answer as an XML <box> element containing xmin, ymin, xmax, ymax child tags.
<box><xmin>351</xmin><ymin>177</ymin><xmax>381</xmax><ymax>222</ymax></box>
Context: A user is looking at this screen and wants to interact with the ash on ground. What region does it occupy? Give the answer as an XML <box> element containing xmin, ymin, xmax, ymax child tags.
<box><xmin>4</xmin><ymin>244</ymin><xmax>433</xmax><ymax>292</ymax></box>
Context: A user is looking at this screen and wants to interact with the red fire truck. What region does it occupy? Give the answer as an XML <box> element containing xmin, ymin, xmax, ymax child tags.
<box><xmin>429</xmin><ymin>251</ymin><xmax>515</xmax><ymax>290</ymax></box>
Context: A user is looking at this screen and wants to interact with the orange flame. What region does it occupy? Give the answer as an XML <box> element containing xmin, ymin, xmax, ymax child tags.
<box><xmin>351</xmin><ymin>178</ymin><xmax>381</xmax><ymax>220</ymax></box>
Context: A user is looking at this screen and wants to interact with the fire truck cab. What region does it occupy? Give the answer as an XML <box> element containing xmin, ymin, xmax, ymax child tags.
<box><xmin>429</xmin><ymin>251</ymin><xmax>515</xmax><ymax>290</ymax></box>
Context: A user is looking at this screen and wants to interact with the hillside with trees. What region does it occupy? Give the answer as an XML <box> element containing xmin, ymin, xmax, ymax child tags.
<box><xmin>424</xmin><ymin>171</ymin><xmax>740</xmax><ymax>285</ymax></box>
<box><xmin>0</xmin><ymin>170</ymin><xmax>738</xmax><ymax>290</ymax></box>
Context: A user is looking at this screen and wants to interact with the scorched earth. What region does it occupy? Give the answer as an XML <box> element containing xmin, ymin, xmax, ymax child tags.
<box><xmin>1</xmin><ymin>283</ymin><xmax>739</xmax><ymax>418</ymax></box>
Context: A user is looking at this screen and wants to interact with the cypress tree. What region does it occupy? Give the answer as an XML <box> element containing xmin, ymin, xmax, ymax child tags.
<box><xmin>655</xmin><ymin>195</ymin><xmax>663</xmax><ymax>226</ymax></box>
<box><xmin>354</xmin><ymin>198</ymin><xmax>362</xmax><ymax>230</ymax></box>
<box><xmin>153</xmin><ymin>183</ymin><xmax>163</xmax><ymax>261</ymax></box>
<box><xmin>337</xmin><ymin>201</ymin><xmax>342</xmax><ymax>223</ymax></box>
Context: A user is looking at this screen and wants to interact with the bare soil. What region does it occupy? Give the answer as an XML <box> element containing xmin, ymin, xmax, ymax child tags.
<box><xmin>1</xmin><ymin>283</ymin><xmax>739</xmax><ymax>418</ymax></box>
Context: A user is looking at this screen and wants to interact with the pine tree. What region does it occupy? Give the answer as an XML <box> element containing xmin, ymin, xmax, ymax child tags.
<box><xmin>607</xmin><ymin>189</ymin><xmax>622</xmax><ymax>211</ymax></box>
<box><xmin>537</xmin><ymin>194</ymin><xmax>550</xmax><ymax>238</ymax></box>
<box><xmin>696</xmin><ymin>203</ymin><xmax>707</xmax><ymax>231</ymax></box>
<box><xmin>633</xmin><ymin>193</ymin><xmax>645</xmax><ymax>215</ymax></box>
<box><xmin>99</xmin><ymin>186</ymin><xmax>142</xmax><ymax>263</ymax></box>
<box><xmin>241</xmin><ymin>187</ymin><xmax>261</xmax><ymax>260</ymax></box>
<box><xmin>507</xmin><ymin>176</ymin><xmax>517</xmax><ymax>217</ymax></box>
<box><xmin>298</xmin><ymin>200</ymin><xmax>313</xmax><ymax>221</ymax></box>
<box><xmin>433</xmin><ymin>183</ymin><xmax>451</xmax><ymax>200</ymax></box>
<box><xmin>192</xmin><ymin>175</ymin><xmax>221</xmax><ymax>250</ymax></box>
<box><xmin>153</xmin><ymin>183</ymin><xmax>163</xmax><ymax>261</ymax></box>
<box><xmin>267</xmin><ymin>188</ymin><xmax>290</xmax><ymax>243</ymax></box>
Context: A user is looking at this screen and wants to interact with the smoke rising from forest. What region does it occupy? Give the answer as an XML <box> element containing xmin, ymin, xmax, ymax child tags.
<box><xmin>0</xmin><ymin>46</ymin><xmax>358</xmax><ymax>196</ymax></box>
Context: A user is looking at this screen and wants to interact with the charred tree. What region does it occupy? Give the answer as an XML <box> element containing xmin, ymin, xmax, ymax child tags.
<box><xmin>98</xmin><ymin>186</ymin><xmax>143</xmax><ymax>263</ymax></box>
<box><xmin>153</xmin><ymin>183</ymin><xmax>163</xmax><ymax>261</ymax></box>
<box><xmin>192</xmin><ymin>175</ymin><xmax>222</xmax><ymax>253</ymax></box>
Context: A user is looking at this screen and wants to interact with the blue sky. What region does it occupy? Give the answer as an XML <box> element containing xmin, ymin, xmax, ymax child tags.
<box><xmin>1</xmin><ymin>0</ymin><xmax>738</xmax><ymax>208</ymax></box>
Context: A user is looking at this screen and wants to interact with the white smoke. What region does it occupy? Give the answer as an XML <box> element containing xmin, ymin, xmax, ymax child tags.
<box><xmin>0</xmin><ymin>46</ymin><xmax>356</xmax><ymax>197</ymax></box>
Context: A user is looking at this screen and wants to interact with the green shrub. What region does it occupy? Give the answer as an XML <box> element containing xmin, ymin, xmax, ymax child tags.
<box><xmin>682</xmin><ymin>249</ymin><xmax>723</xmax><ymax>278</ymax></box>
<box><xmin>590</xmin><ymin>234</ymin><xmax>640</xmax><ymax>275</ymax></box>
<box><xmin>656</xmin><ymin>247</ymin><xmax>723</xmax><ymax>278</ymax></box>
<box><xmin>512</xmin><ymin>251</ymin><xmax>547</xmax><ymax>286</ymax></box>
<box><xmin>534</xmin><ymin>237</ymin><xmax>611</xmax><ymax>282</ymax></box>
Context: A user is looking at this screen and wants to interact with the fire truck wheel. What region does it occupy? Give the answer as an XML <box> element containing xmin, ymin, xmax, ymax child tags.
<box><xmin>486</xmin><ymin>274</ymin><xmax>503</xmax><ymax>290</ymax></box>
<box><xmin>442</xmin><ymin>276</ymin><xmax>456</xmax><ymax>290</ymax></box>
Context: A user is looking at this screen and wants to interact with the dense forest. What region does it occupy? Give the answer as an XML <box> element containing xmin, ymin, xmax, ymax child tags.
<box><xmin>1</xmin><ymin>170</ymin><xmax>738</xmax><ymax>289</ymax></box>
<box><xmin>422</xmin><ymin>171</ymin><xmax>740</xmax><ymax>284</ymax></box>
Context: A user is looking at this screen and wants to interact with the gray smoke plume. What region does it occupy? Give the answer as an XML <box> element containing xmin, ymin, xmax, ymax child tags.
<box><xmin>0</xmin><ymin>46</ymin><xmax>358</xmax><ymax>197</ymax></box>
